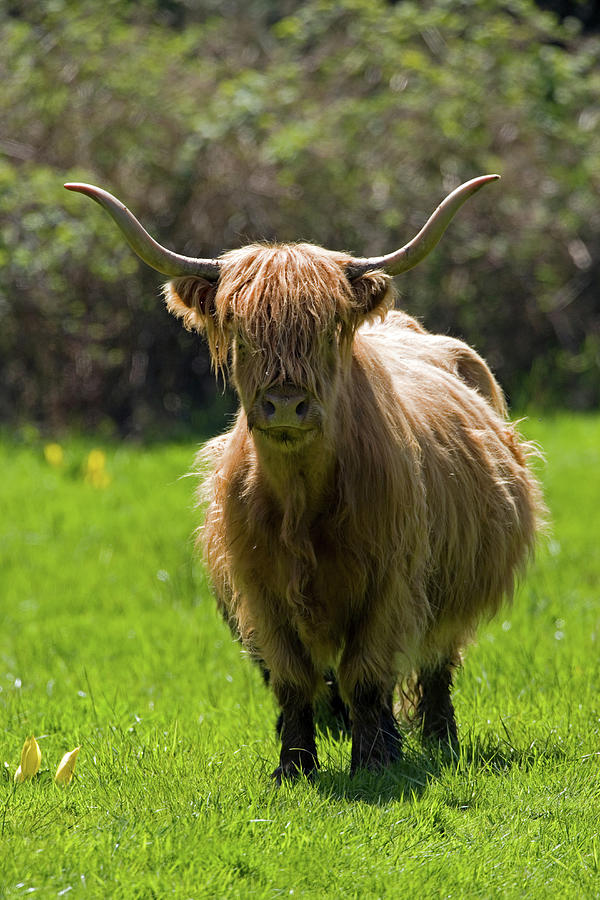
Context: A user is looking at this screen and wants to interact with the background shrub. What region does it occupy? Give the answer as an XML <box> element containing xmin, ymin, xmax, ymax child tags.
<box><xmin>1</xmin><ymin>0</ymin><xmax>598</xmax><ymax>434</ymax></box>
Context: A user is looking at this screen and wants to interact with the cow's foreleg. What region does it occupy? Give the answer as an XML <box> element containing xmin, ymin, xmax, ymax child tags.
<box><xmin>416</xmin><ymin>660</ymin><xmax>459</xmax><ymax>748</ymax></box>
<box><xmin>271</xmin><ymin>681</ymin><xmax>318</xmax><ymax>784</ymax></box>
<box><xmin>348</xmin><ymin>682</ymin><xmax>401</xmax><ymax>775</ymax></box>
<box><xmin>270</xmin><ymin>669</ymin><xmax>349</xmax><ymax>737</ymax></box>
<box><xmin>339</xmin><ymin>610</ymin><xmax>403</xmax><ymax>775</ymax></box>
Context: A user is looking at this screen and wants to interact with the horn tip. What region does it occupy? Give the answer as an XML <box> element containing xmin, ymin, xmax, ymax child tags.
<box><xmin>477</xmin><ymin>173</ymin><xmax>501</xmax><ymax>186</ymax></box>
<box><xmin>463</xmin><ymin>173</ymin><xmax>501</xmax><ymax>197</ymax></box>
<box><xmin>64</xmin><ymin>182</ymin><xmax>95</xmax><ymax>194</ymax></box>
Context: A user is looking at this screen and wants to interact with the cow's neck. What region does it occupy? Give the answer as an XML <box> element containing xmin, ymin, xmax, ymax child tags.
<box><xmin>252</xmin><ymin>434</ymin><xmax>335</xmax><ymax>527</ymax></box>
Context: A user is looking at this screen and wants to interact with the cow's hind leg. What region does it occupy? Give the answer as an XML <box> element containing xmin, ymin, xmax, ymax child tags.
<box><xmin>349</xmin><ymin>683</ymin><xmax>402</xmax><ymax>775</ymax></box>
<box><xmin>270</xmin><ymin>669</ymin><xmax>348</xmax><ymax>737</ymax></box>
<box><xmin>317</xmin><ymin>671</ymin><xmax>351</xmax><ymax>734</ymax></box>
<box><xmin>416</xmin><ymin>660</ymin><xmax>459</xmax><ymax>748</ymax></box>
<box><xmin>271</xmin><ymin>681</ymin><xmax>318</xmax><ymax>784</ymax></box>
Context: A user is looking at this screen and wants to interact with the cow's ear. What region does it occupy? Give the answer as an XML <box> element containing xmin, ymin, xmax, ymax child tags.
<box><xmin>163</xmin><ymin>276</ymin><xmax>219</xmax><ymax>332</ymax></box>
<box><xmin>348</xmin><ymin>270</ymin><xmax>393</xmax><ymax>321</ymax></box>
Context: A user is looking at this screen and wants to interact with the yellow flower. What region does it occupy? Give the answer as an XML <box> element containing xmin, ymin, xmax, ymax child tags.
<box><xmin>14</xmin><ymin>735</ymin><xmax>41</xmax><ymax>783</ymax></box>
<box><xmin>54</xmin><ymin>746</ymin><xmax>81</xmax><ymax>785</ymax></box>
<box><xmin>86</xmin><ymin>449</ymin><xmax>106</xmax><ymax>472</ymax></box>
<box><xmin>44</xmin><ymin>443</ymin><xmax>64</xmax><ymax>467</ymax></box>
<box><xmin>84</xmin><ymin>449</ymin><xmax>111</xmax><ymax>488</ymax></box>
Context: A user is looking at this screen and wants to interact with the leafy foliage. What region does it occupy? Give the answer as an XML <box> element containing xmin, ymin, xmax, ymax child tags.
<box><xmin>1</xmin><ymin>0</ymin><xmax>599</xmax><ymax>433</ymax></box>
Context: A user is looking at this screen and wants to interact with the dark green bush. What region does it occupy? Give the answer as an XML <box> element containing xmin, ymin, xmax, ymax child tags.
<box><xmin>1</xmin><ymin>0</ymin><xmax>598</xmax><ymax>434</ymax></box>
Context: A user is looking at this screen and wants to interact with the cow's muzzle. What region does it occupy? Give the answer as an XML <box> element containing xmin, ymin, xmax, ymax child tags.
<box><xmin>249</xmin><ymin>384</ymin><xmax>319</xmax><ymax>446</ymax></box>
<box><xmin>257</xmin><ymin>385</ymin><xmax>311</xmax><ymax>430</ymax></box>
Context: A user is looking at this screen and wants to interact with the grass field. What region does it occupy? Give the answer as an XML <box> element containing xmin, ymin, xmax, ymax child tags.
<box><xmin>1</xmin><ymin>413</ymin><xmax>599</xmax><ymax>898</ymax></box>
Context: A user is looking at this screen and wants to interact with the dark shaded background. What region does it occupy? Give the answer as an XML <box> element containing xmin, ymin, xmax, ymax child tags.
<box><xmin>1</xmin><ymin>0</ymin><xmax>599</xmax><ymax>437</ymax></box>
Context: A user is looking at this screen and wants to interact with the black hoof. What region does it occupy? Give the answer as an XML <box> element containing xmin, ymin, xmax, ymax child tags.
<box><xmin>350</xmin><ymin>726</ymin><xmax>402</xmax><ymax>776</ymax></box>
<box><xmin>422</xmin><ymin>729</ymin><xmax>459</xmax><ymax>762</ymax></box>
<box><xmin>271</xmin><ymin>758</ymin><xmax>318</xmax><ymax>785</ymax></box>
<box><xmin>421</xmin><ymin>714</ymin><xmax>459</xmax><ymax>749</ymax></box>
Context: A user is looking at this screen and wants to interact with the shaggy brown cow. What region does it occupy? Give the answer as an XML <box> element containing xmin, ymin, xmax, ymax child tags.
<box><xmin>65</xmin><ymin>176</ymin><xmax>544</xmax><ymax>781</ymax></box>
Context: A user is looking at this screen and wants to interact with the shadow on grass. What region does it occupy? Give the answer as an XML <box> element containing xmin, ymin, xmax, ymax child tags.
<box><xmin>457</xmin><ymin>731</ymin><xmax>571</xmax><ymax>774</ymax></box>
<box><xmin>309</xmin><ymin>730</ymin><xmax>571</xmax><ymax>805</ymax></box>
<box><xmin>310</xmin><ymin>738</ymin><xmax>448</xmax><ymax>804</ymax></box>
<box><xmin>313</xmin><ymin>762</ymin><xmax>432</xmax><ymax>804</ymax></box>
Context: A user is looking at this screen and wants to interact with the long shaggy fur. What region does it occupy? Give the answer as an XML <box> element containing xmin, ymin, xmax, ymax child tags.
<box><xmin>164</xmin><ymin>241</ymin><xmax>545</xmax><ymax>751</ymax></box>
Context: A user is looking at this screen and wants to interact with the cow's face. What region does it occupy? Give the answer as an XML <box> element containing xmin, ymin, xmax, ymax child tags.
<box><xmin>165</xmin><ymin>243</ymin><xmax>391</xmax><ymax>451</ymax></box>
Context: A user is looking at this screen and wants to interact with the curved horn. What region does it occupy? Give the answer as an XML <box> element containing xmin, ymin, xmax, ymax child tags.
<box><xmin>346</xmin><ymin>174</ymin><xmax>500</xmax><ymax>279</ymax></box>
<box><xmin>64</xmin><ymin>183</ymin><xmax>221</xmax><ymax>280</ymax></box>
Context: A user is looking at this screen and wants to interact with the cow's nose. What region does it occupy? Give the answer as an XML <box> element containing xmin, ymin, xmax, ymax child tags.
<box><xmin>260</xmin><ymin>387</ymin><xmax>310</xmax><ymax>428</ymax></box>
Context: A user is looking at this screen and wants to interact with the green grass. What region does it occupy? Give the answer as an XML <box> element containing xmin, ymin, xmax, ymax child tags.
<box><xmin>1</xmin><ymin>414</ymin><xmax>599</xmax><ymax>899</ymax></box>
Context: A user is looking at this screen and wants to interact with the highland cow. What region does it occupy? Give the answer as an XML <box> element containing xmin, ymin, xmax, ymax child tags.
<box><xmin>65</xmin><ymin>176</ymin><xmax>544</xmax><ymax>781</ymax></box>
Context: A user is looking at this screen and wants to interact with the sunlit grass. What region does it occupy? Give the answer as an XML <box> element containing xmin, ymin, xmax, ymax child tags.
<box><xmin>1</xmin><ymin>414</ymin><xmax>599</xmax><ymax>898</ymax></box>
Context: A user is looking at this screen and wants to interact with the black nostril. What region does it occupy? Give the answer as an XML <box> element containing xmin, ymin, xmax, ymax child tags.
<box><xmin>295</xmin><ymin>400</ymin><xmax>308</xmax><ymax>419</ymax></box>
<box><xmin>263</xmin><ymin>400</ymin><xmax>276</xmax><ymax>418</ymax></box>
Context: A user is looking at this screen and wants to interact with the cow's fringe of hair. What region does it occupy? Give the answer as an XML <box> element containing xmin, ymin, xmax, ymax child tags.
<box><xmin>165</xmin><ymin>242</ymin><xmax>392</xmax><ymax>398</ymax></box>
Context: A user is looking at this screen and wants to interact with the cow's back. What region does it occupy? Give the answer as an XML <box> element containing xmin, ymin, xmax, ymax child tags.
<box><xmin>353</xmin><ymin>315</ymin><xmax>543</xmax><ymax>659</ymax></box>
<box><xmin>358</xmin><ymin>310</ymin><xmax>506</xmax><ymax>414</ymax></box>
